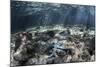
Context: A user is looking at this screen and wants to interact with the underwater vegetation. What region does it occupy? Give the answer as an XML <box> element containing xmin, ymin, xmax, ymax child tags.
<box><xmin>11</xmin><ymin>25</ymin><xmax>95</xmax><ymax>66</ymax></box>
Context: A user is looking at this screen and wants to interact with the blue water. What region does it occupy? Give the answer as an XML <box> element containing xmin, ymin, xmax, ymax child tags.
<box><xmin>11</xmin><ymin>1</ymin><xmax>95</xmax><ymax>33</ymax></box>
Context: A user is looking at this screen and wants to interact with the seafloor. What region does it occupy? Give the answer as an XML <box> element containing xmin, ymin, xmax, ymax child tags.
<box><xmin>10</xmin><ymin>25</ymin><xmax>95</xmax><ymax>66</ymax></box>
